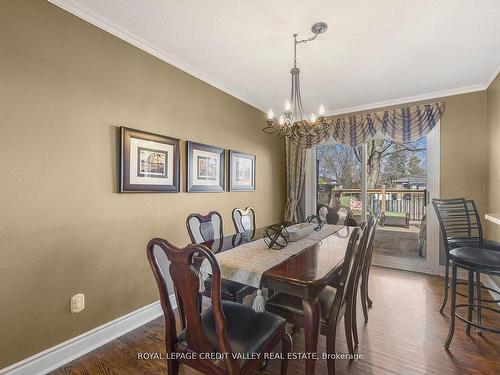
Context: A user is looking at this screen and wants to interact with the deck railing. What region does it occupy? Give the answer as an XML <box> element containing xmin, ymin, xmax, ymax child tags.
<box><xmin>317</xmin><ymin>186</ymin><xmax>427</xmax><ymax>221</ymax></box>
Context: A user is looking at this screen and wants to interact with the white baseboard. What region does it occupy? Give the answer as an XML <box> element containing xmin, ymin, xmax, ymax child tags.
<box><xmin>0</xmin><ymin>295</ymin><xmax>176</xmax><ymax>375</ymax></box>
<box><xmin>439</xmin><ymin>265</ymin><xmax>500</xmax><ymax>306</ymax></box>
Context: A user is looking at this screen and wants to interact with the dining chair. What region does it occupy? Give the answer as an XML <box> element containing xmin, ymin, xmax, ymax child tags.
<box><xmin>265</xmin><ymin>227</ymin><xmax>362</xmax><ymax>375</ymax></box>
<box><xmin>147</xmin><ymin>238</ymin><xmax>292</xmax><ymax>375</ymax></box>
<box><xmin>351</xmin><ymin>215</ymin><xmax>378</xmax><ymax>348</ymax></box>
<box><xmin>186</xmin><ymin>211</ymin><xmax>255</xmax><ymax>303</ymax></box>
<box><xmin>318</xmin><ymin>204</ymin><xmax>339</xmax><ymax>224</ymax></box>
<box><xmin>232</xmin><ymin>207</ymin><xmax>256</xmax><ymax>234</ymax></box>
<box><xmin>186</xmin><ymin>211</ymin><xmax>224</xmax><ymax>245</ymax></box>
<box><xmin>432</xmin><ymin>198</ymin><xmax>500</xmax><ymax>348</ymax></box>
<box><xmin>317</xmin><ymin>204</ymin><xmax>357</xmax><ymax>226</ymax></box>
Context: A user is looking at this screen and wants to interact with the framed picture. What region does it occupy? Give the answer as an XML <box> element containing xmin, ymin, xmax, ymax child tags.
<box><xmin>187</xmin><ymin>141</ymin><xmax>225</xmax><ymax>192</ymax></box>
<box><xmin>229</xmin><ymin>150</ymin><xmax>256</xmax><ymax>191</ymax></box>
<box><xmin>120</xmin><ymin>127</ymin><xmax>180</xmax><ymax>192</ymax></box>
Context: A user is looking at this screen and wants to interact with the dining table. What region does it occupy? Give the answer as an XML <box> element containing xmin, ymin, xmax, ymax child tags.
<box><xmin>199</xmin><ymin>224</ymin><xmax>355</xmax><ymax>375</ymax></box>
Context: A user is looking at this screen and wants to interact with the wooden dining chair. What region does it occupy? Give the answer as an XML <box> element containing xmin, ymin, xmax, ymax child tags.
<box><xmin>186</xmin><ymin>211</ymin><xmax>224</xmax><ymax>245</ymax></box>
<box><xmin>265</xmin><ymin>227</ymin><xmax>362</xmax><ymax>375</ymax></box>
<box><xmin>360</xmin><ymin>215</ymin><xmax>378</xmax><ymax>321</ymax></box>
<box><xmin>147</xmin><ymin>238</ymin><xmax>292</xmax><ymax>375</ymax></box>
<box><xmin>318</xmin><ymin>204</ymin><xmax>339</xmax><ymax>224</ymax></box>
<box><xmin>186</xmin><ymin>211</ymin><xmax>255</xmax><ymax>303</ymax></box>
<box><xmin>231</xmin><ymin>207</ymin><xmax>256</xmax><ymax>234</ymax></box>
<box><xmin>350</xmin><ymin>215</ymin><xmax>378</xmax><ymax>348</ymax></box>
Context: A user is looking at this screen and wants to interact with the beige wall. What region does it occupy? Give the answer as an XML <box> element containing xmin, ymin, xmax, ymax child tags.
<box><xmin>487</xmin><ymin>73</ymin><xmax>500</xmax><ymax>241</ymax></box>
<box><xmin>0</xmin><ymin>0</ymin><xmax>285</xmax><ymax>368</ymax></box>
<box><xmin>440</xmin><ymin>92</ymin><xmax>488</xmax><ymax>214</ymax></box>
<box><xmin>486</xmin><ymin>74</ymin><xmax>500</xmax><ymax>288</ymax></box>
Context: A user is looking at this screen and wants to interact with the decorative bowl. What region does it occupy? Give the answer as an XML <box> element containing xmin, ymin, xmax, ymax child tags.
<box><xmin>286</xmin><ymin>223</ymin><xmax>316</xmax><ymax>242</ymax></box>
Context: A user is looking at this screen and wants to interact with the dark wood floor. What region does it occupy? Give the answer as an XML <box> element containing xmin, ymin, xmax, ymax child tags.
<box><xmin>49</xmin><ymin>267</ymin><xmax>500</xmax><ymax>375</ymax></box>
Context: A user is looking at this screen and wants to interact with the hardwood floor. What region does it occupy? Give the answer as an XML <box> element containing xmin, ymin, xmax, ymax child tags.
<box><xmin>49</xmin><ymin>267</ymin><xmax>500</xmax><ymax>375</ymax></box>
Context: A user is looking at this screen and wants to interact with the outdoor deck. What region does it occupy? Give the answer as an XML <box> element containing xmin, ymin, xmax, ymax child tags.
<box><xmin>318</xmin><ymin>186</ymin><xmax>427</xmax><ymax>259</ymax></box>
<box><xmin>373</xmin><ymin>222</ymin><xmax>422</xmax><ymax>259</ymax></box>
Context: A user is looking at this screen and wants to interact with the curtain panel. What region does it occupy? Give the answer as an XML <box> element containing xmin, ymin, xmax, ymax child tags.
<box><xmin>292</xmin><ymin>102</ymin><xmax>444</xmax><ymax>148</ymax></box>
<box><xmin>284</xmin><ymin>137</ymin><xmax>307</xmax><ymax>222</ymax></box>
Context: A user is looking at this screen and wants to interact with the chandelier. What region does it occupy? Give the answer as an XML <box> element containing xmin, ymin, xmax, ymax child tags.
<box><xmin>263</xmin><ymin>22</ymin><xmax>332</xmax><ymax>143</ymax></box>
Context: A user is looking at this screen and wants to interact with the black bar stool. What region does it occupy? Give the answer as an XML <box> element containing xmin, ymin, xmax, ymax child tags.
<box><xmin>432</xmin><ymin>198</ymin><xmax>500</xmax><ymax>349</ymax></box>
<box><xmin>433</xmin><ymin>199</ymin><xmax>500</xmax><ymax>311</ymax></box>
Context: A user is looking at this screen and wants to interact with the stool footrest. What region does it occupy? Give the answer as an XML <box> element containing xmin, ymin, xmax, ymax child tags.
<box><xmin>454</xmin><ymin>303</ymin><xmax>500</xmax><ymax>334</ymax></box>
<box><xmin>448</xmin><ymin>281</ymin><xmax>500</xmax><ymax>303</ymax></box>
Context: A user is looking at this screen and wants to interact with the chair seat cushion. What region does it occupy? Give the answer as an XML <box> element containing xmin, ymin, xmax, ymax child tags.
<box><xmin>484</xmin><ymin>239</ymin><xmax>500</xmax><ymax>252</ymax></box>
<box><xmin>204</xmin><ymin>276</ymin><xmax>254</xmax><ymax>298</ymax></box>
<box><xmin>177</xmin><ymin>300</ymin><xmax>285</xmax><ymax>366</ymax></box>
<box><xmin>447</xmin><ymin>237</ymin><xmax>481</xmax><ymax>249</ymax></box>
<box><xmin>265</xmin><ymin>287</ymin><xmax>337</xmax><ymax>323</ymax></box>
<box><xmin>449</xmin><ymin>247</ymin><xmax>500</xmax><ymax>271</ymax></box>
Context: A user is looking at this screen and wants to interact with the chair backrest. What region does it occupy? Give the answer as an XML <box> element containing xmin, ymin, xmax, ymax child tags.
<box><xmin>324</xmin><ymin>227</ymin><xmax>361</xmax><ymax>324</ymax></box>
<box><xmin>231</xmin><ymin>207</ymin><xmax>256</xmax><ymax>233</ymax></box>
<box><xmin>347</xmin><ymin>215</ymin><xmax>374</xmax><ymax>282</ymax></box>
<box><xmin>337</xmin><ymin>207</ymin><xmax>352</xmax><ymax>225</ymax></box>
<box><xmin>186</xmin><ymin>211</ymin><xmax>223</xmax><ymax>244</ymax></box>
<box><xmin>146</xmin><ymin>239</ymin><xmax>238</xmax><ymax>373</ymax></box>
<box><xmin>465</xmin><ymin>199</ymin><xmax>484</xmax><ymax>246</ymax></box>
<box><xmin>318</xmin><ymin>204</ymin><xmax>340</xmax><ymax>225</ymax></box>
<box><xmin>358</xmin><ymin>215</ymin><xmax>378</xmax><ymax>282</ymax></box>
<box><xmin>432</xmin><ymin>198</ymin><xmax>483</xmax><ymax>256</ymax></box>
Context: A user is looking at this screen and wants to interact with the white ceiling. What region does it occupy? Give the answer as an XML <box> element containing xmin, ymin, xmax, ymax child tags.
<box><xmin>50</xmin><ymin>0</ymin><xmax>500</xmax><ymax>115</ymax></box>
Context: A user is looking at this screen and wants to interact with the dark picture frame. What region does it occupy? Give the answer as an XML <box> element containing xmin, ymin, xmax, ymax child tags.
<box><xmin>187</xmin><ymin>141</ymin><xmax>225</xmax><ymax>192</ymax></box>
<box><xmin>120</xmin><ymin>127</ymin><xmax>180</xmax><ymax>192</ymax></box>
<box><xmin>229</xmin><ymin>150</ymin><xmax>256</xmax><ymax>191</ymax></box>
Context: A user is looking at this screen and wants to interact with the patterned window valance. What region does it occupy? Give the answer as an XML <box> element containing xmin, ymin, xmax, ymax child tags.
<box><xmin>293</xmin><ymin>102</ymin><xmax>444</xmax><ymax>148</ymax></box>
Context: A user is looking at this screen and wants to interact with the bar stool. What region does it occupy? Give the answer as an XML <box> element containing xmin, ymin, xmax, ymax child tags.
<box><xmin>444</xmin><ymin>247</ymin><xmax>500</xmax><ymax>348</ymax></box>
<box><xmin>433</xmin><ymin>199</ymin><xmax>500</xmax><ymax>312</ymax></box>
<box><xmin>432</xmin><ymin>198</ymin><xmax>500</xmax><ymax>349</ymax></box>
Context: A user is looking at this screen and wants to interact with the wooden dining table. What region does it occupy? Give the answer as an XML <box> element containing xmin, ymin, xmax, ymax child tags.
<box><xmin>200</xmin><ymin>224</ymin><xmax>354</xmax><ymax>375</ymax></box>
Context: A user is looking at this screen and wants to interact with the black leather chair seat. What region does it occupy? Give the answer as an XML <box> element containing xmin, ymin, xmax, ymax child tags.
<box><xmin>484</xmin><ymin>239</ymin><xmax>500</xmax><ymax>252</ymax></box>
<box><xmin>266</xmin><ymin>286</ymin><xmax>337</xmax><ymax>323</ymax></box>
<box><xmin>447</xmin><ymin>238</ymin><xmax>500</xmax><ymax>251</ymax></box>
<box><xmin>450</xmin><ymin>247</ymin><xmax>500</xmax><ymax>271</ymax></box>
<box><xmin>177</xmin><ymin>300</ymin><xmax>285</xmax><ymax>365</ymax></box>
<box><xmin>204</xmin><ymin>276</ymin><xmax>254</xmax><ymax>298</ymax></box>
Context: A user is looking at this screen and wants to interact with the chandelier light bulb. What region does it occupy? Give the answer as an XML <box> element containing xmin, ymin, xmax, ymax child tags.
<box><xmin>284</xmin><ymin>100</ymin><xmax>291</xmax><ymax>112</ymax></box>
<box><xmin>319</xmin><ymin>104</ymin><xmax>325</xmax><ymax>116</ymax></box>
<box><xmin>310</xmin><ymin>113</ymin><xmax>317</xmax><ymax>122</ymax></box>
<box><xmin>279</xmin><ymin>115</ymin><xmax>285</xmax><ymax>125</ymax></box>
<box><xmin>267</xmin><ymin>109</ymin><xmax>274</xmax><ymax>120</ymax></box>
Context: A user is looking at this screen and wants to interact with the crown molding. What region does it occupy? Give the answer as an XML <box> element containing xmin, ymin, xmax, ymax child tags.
<box><xmin>484</xmin><ymin>63</ymin><xmax>500</xmax><ymax>90</ymax></box>
<box><xmin>323</xmin><ymin>82</ymin><xmax>488</xmax><ymax>117</ymax></box>
<box><xmin>48</xmin><ymin>0</ymin><xmax>499</xmax><ymax>117</ymax></box>
<box><xmin>47</xmin><ymin>0</ymin><xmax>267</xmax><ymax>112</ymax></box>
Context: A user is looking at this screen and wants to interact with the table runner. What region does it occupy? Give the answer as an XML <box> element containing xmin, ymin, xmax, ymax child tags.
<box><xmin>199</xmin><ymin>224</ymin><xmax>344</xmax><ymax>311</ymax></box>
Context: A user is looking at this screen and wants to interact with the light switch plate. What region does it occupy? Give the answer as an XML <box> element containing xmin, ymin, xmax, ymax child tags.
<box><xmin>71</xmin><ymin>293</ymin><xmax>85</xmax><ymax>313</ymax></box>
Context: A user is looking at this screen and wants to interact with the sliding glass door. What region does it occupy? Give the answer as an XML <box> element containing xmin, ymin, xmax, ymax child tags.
<box><xmin>307</xmin><ymin>124</ymin><xmax>440</xmax><ymax>274</ymax></box>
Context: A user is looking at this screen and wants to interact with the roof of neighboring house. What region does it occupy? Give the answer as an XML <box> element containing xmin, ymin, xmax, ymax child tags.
<box><xmin>392</xmin><ymin>175</ymin><xmax>426</xmax><ymax>185</ymax></box>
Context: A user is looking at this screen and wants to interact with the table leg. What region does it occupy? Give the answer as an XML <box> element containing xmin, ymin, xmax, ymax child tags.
<box><xmin>302</xmin><ymin>298</ymin><xmax>320</xmax><ymax>375</ymax></box>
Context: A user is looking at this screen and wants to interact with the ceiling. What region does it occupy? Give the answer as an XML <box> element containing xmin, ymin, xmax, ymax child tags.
<box><xmin>50</xmin><ymin>0</ymin><xmax>500</xmax><ymax>115</ymax></box>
